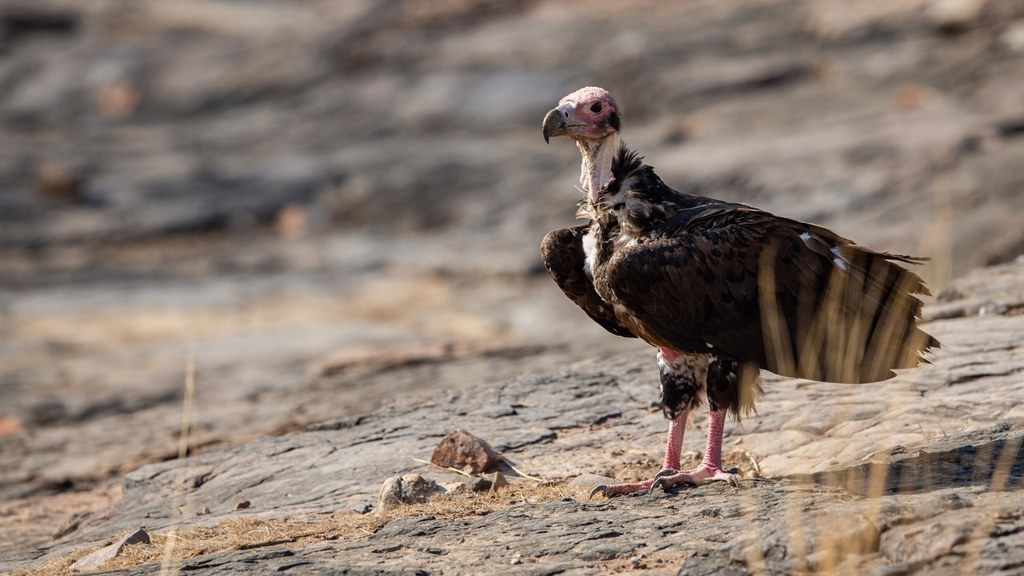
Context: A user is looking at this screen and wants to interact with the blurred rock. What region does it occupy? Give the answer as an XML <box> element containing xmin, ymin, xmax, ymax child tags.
<box><xmin>27</xmin><ymin>398</ymin><xmax>68</xmax><ymax>426</ymax></box>
<box><xmin>97</xmin><ymin>81</ymin><xmax>140</xmax><ymax>119</ymax></box>
<box><xmin>1002</xmin><ymin>20</ymin><xmax>1024</xmax><ymax>52</ymax></box>
<box><xmin>273</xmin><ymin>204</ymin><xmax>308</xmax><ymax>238</ymax></box>
<box><xmin>801</xmin><ymin>0</ymin><xmax>926</xmax><ymax>41</ymax></box>
<box><xmin>926</xmin><ymin>0</ymin><xmax>987</xmax><ymax>32</ymax></box>
<box><xmin>34</xmin><ymin>162</ymin><xmax>84</xmax><ymax>203</ymax></box>
<box><xmin>0</xmin><ymin>0</ymin><xmax>1020</xmax><ymax>275</ymax></box>
<box><xmin>0</xmin><ymin>7</ymin><xmax>78</xmax><ymax>42</ymax></box>
<box><xmin>0</xmin><ymin>417</ymin><xmax>22</xmax><ymax>437</ymax></box>
<box><xmin>893</xmin><ymin>83</ymin><xmax>935</xmax><ymax>111</ymax></box>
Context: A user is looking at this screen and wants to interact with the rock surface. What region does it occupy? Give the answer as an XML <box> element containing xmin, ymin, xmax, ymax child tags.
<box><xmin>5</xmin><ymin>259</ymin><xmax>1024</xmax><ymax>574</ymax></box>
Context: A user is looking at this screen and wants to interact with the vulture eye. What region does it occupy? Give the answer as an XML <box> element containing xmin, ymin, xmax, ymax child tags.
<box><xmin>590</xmin><ymin>102</ymin><xmax>603</xmax><ymax>113</ymax></box>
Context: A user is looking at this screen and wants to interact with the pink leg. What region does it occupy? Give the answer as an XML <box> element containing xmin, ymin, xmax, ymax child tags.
<box><xmin>591</xmin><ymin>409</ymin><xmax>738</xmax><ymax>498</ymax></box>
<box><xmin>661</xmin><ymin>410</ymin><xmax>685</xmax><ymax>471</ymax></box>
<box><xmin>591</xmin><ymin>410</ymin><xmax>688</xmax><ymax>497</ymax></box>
<box><xmin>651</xmin><ymin>409</ymin><xmax>738</xmax><ymax>490</ymax></box>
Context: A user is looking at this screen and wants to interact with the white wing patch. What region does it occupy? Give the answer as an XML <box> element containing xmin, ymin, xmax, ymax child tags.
<box><xmin>832</xmin><ymin>246</ymin><xmax>848</xmax><ymax>271</ymax></box>
<box><xmin>800</xmin><ymin>230</ymin><xmax>849</xmax><ymax>271</ymax></box>
<box><xmin>582</xmin><ymin>231</ymin><xmax>598</xmax><ymax>277</ymax></box>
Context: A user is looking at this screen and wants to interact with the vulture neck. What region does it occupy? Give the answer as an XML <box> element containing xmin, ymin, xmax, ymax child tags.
<box><xmin>576</xmin><ymin>132</ymin><xmax>618</xmax><ymax>206</ymax></box>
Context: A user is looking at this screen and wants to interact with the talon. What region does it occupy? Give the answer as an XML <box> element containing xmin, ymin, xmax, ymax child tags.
<box><xmin>648</xmin><ymin>478</ymin><xmax>666</xmax><ymax>494</ymax></box>
<box><xmin>726</xmin><ymin>474</ymin><xmax>739</xmax><ymax>488</ymax></box>
<box><xmin>589</xmin><ymin>485</ymin><xmax>608</xmax><ymax>500</ymax></box>
<box><xmin>653</xmin><ymin>468</ymin><xmax>677</xmax><ymax>479</ymax></box>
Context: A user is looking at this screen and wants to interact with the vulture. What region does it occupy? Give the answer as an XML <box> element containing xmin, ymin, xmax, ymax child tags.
<box><xmin>540</xmin><ymin>87</ymin><xmax>938</xmax><ymax>497</ymax></box>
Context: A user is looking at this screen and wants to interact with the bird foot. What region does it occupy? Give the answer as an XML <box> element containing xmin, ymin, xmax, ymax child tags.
<box><xmin>649</xmin><ymin>464</ymin><xmax>739</xmax><ymax>492</ymax></box>
<box><xmin>589</xmin><ymin>465</ymin><xmax>737</xmax><ymax>499</ymax></box>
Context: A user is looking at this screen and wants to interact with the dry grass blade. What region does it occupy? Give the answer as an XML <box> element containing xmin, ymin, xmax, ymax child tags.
<box><xmin>159</xmin><ymin>352</ymin><xmax>198</xmax><ymax>576</ymax></box>
<box><xmin>743</xmin><ymin>451</ymin><xmax>762</xmax><ymax>478</ymax></box>
<box><xmin>412</xmin><ymin>457</ymin><xmax>476</xmax><ymax>478</ymax></box>
<box><xmin>504</xmin><ymin>462</ymin><xmax>543</xmax><ymax>482</ymax></box>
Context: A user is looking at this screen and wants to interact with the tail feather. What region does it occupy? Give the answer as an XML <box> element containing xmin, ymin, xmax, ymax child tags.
<box><xmin>763</xmin><ymin>241</ymin><xmax>939</xmax><ymax>383</ymax></box>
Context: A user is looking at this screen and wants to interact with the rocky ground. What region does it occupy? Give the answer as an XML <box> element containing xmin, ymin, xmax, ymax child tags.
<box><xmin>6</xmin><ymin>258</ymin><xmax>1024</xmax><ymax>575</ymax></box>
<box><xmin>2</xmin><ymin>0</ymin><xmax>1024</xmax><ymax>574</ymax></box>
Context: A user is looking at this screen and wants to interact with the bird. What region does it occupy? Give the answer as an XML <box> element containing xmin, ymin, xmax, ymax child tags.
<box><xmin>540</xmin><ymin>86</ymin><xmax>939</xmax><ymax>497</ymax></box>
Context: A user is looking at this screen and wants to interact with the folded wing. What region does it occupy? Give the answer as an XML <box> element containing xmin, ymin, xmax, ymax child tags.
<box><xmin>596</xmin><ymin>205</ymin><xmax>938</xmax><ymax>383</ymax></box>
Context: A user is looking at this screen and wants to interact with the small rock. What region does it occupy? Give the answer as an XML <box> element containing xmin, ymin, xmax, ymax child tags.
<box><xmin>71</xmin><ymin>528</ymin><xmax>150</xmax><ymax>572</ymax></box>
<box><xmin>197</xmin><ymin>506</ymin><xmax>211</xmax><ymax>516</ymax></box>
<box><xmin>565</xmin><ymin>474</ymin><xmax>618</xmax><ymax>499</ymax></box>
<box><xmin>470</xmin><ymin>477</ymin><xmax>493</xmax><ymax>492</ymax></box>
<box><xmin>430</xmin><ymin>429</ymin><xmax>503</xmax><ymax>473</ymax></box>
<box><xmin>568</xmin><ymin>474</ymin><xmax>617</xmax><ymax>490</ymax></box>
<box><xmin>378</xmin><ymin>477</ymin><xmax>403</xmax><ymax>511</ymax></box>
<box><xmin>926</xmin><ymin>0</ymin><xmax>986</xmax><ymax>32</ymax></box>
<box><xmin>376</xmin><ymin>474</ymin><xmax>444</xmax><ymax>513</ymax></box>
<box><xmin>441</xmin><ymin>482</ymin><xmax>468</xmax><ymax>495</ymax></box>
<box><xmin>98</xmin><ymin>81</ymin><xmax>140</xmax><ymax>118</ymax></box>
<box><xmin>34</xmin><ymin>162</ymin><xmax>84</xmax><ymax>203</ymax></box>
<box><xmin>0</xmin><ymin>416</ymin><xmax>22</xmax><ymax>437</ymax></box>
<box><xmin>275</xmin><ymin>204</ymin><xmax>309</xmax><ymax>237</ymax></box>
<box><xmin>235</xmin><ymin>500</ymin><xmax>251</xmax><ymax>510</ymax></box>
<box><xmin>1001</xmin><ymin>21</ymin><xmax>1024</xmax><ymax>53</ymax></box>
<box><xmin>490</xmin><ymin>471</ymin><xmax>509</xmax><ymax>492</ymax></box>
<box><xmin>28</xmin><ymin>398</ymin><xmax>68</xmax><ymax>425</ymax></box>
<box><xmin>352</xmin><ymin>503</ymin><xmax>373</xmax><ymax>514</ymax></box>
<box><xmin>893</xmin><ymin>83</ymin><xmax>933</xmax><ymax>111</ymax></box>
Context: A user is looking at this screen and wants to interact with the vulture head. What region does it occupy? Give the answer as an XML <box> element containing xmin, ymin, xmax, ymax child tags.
<box><xmin>543</xmin><ymin>86</ymin><xmax>623</xmax><ymax>203</ymax></box>
<box><xmin>542</xmin><ymin>86</ymin><xmax>620</xmax><ymax>143</ymax></box>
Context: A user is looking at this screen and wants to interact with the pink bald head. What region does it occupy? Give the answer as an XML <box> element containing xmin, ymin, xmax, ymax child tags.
<box><xmin>542</xmin><ymin>86</ymin><xmax>621</xmax><ymax>143</ymax></box>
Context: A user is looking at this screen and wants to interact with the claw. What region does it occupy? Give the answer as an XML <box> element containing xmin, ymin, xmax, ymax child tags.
<box><xmin>725</xmin><ymin>474</ymin><xmax>739</xmax><ymax>488</ymax></box>
<box><xmin>653</xmin><ymin>468</ymin><xmax>677</xmax><ymax>479</ymax></box>
<box><xmin>589</xmin><ymin>485</ymin><xmax>608</xmax><ymax>500</ymax></box>
<box><xmin>648</xmin><ymin>478</ymin><xmax>666</xmax><ymax>494</ymax></box>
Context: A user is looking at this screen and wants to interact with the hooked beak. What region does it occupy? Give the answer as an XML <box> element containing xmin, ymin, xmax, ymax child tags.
<box><xmin>542</xmin><ymin>108</ymin><xmax>569</xmax><ymax>143</ymax></box>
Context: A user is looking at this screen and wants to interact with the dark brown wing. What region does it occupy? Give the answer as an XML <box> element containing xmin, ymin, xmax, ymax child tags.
<box><xmin>596</xmin><ymin>209</ymin><xmax>938</xmax><ymax>383</ymax></box>
<box><xmin>541</xmin><ymin>225</ymin><xmax>637</xmax><ymax>339</ymax></box>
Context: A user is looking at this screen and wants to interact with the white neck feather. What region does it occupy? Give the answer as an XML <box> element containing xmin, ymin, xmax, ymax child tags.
<box><xmin>576</xmin><ymin>132</ymin><xmax>618</xmax><ymax>205</ymax></box>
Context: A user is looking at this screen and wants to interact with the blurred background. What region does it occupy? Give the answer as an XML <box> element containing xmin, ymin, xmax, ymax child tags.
<box><xmin>2</xmin><ymin>0</ymin><xmax>1024</xmax><ymax>558</ymax></box>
